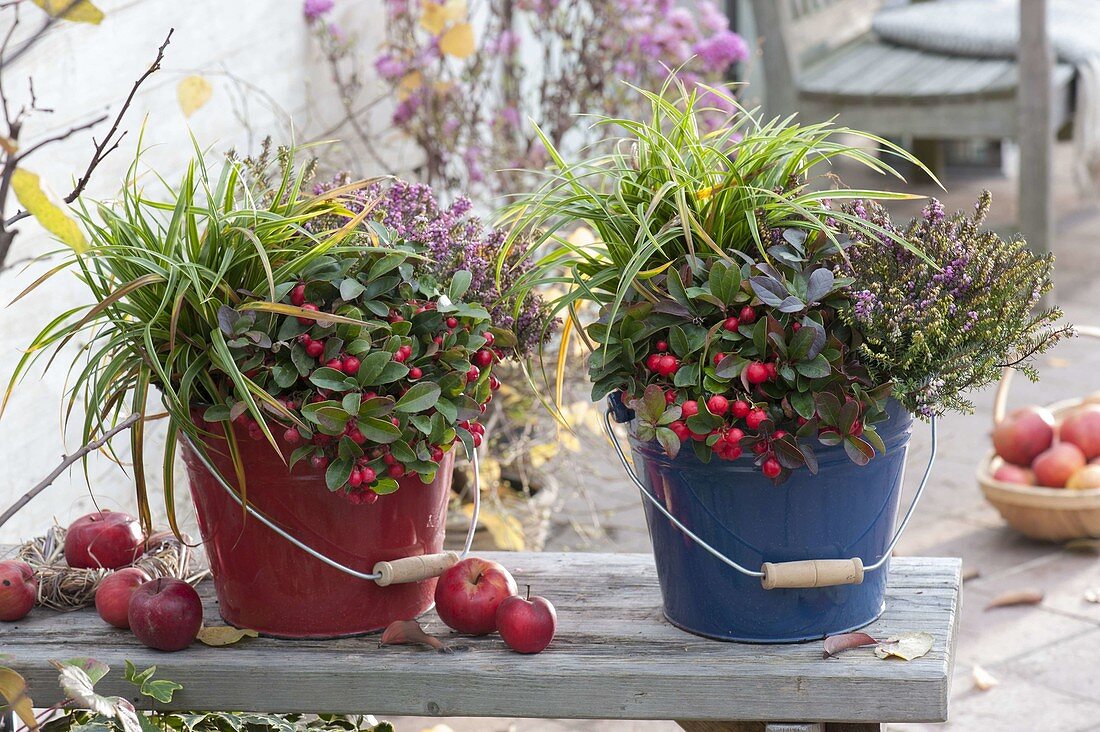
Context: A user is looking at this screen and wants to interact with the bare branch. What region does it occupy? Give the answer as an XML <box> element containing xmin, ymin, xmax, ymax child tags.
<box><xmin>12</xmin><ymin>112</ymin><xmax>107</xmax><ymax>161</ymax></box>
<box><xmin>0</xmin><ymin>412</ymin><xmax>142</xmax><ymax>530</ymax></box>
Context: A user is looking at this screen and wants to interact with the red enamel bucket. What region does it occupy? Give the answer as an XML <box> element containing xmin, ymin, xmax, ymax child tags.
<box><xmin>179</xmin><ymin>415</ymin><xmax>455</xmax><ymax>638</ymax></box>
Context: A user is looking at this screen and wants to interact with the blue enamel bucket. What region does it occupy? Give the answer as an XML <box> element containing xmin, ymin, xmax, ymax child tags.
<box><xmin>606</xmin><ymin>395</ymin><xmax>932</xmax><ymax>643</ymax></box>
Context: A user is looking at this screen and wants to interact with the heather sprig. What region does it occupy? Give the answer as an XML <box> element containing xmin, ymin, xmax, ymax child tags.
<box><xmin>311</xmin><ymin>175</ymin><xmax>555</xmax><ymax>356</ymax></box>
<box><xmin>838</xmin><ymin>192</ymin><xmax>1073</xmax><ymax>417</ymax></box>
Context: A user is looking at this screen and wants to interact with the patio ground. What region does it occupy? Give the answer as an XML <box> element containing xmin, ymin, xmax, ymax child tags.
<box><xmin>389</xmin><ymin>140</ymin><xmax>1100</xmax><ymax>732</ymax></box>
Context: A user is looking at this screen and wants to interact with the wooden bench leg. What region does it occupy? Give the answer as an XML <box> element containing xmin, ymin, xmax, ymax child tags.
<box><xmin>677</xmin><ymin>723</ymin><xmax>882</xmax><ymax>732</ymax></box>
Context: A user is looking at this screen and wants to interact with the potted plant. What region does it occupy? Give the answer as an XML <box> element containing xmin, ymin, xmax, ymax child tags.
<box><xmin>4</xmin><ymin>141</ymin><xmax>551</xmax><ymax>637</ymax></box>
<box><xmin>503</xmin><ymin>80</ymin><xmax>1069</xmax><ymax>642</ymax></box>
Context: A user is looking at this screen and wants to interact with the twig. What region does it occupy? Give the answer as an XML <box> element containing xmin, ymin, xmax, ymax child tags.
<box><xmin>0</xmin><ymin>412</ymin><xmax>141</xmax><ymax>529</ymax></box>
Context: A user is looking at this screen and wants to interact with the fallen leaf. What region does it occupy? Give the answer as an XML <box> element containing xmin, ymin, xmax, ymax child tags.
<box><xmin>972</xmin><ymin>663</ymin><xmax>999</xmax><ymax>691</ymax></box>
<box><xmin>1065</xmin><ymin>537</ymin><xmax>1100</xmax><ymax>554</ymax></box>
<box><xmin>875</xmin><ymin>631</ymin><xmax>934</xmax><ymax>661</ymax></box>
<box><xmin>11</xmin><ymin>169</ymin><xmax>86</xmax><ymax>252</ymax></box>
<box><xmin>177</xmin><ymin>76</ymin><xmax>212</xmax><ymax>118</ymax></box>
<box><xmin>0</xmin><ymin>667</ymin><xmax>37</xmax><ymax>730</ymax></box>
<box><xmin>196</xmin><ymin>626</ymin><xmax>258</xmax><ymax>646</ymax></box>
<box><xmin>985</xmin><ymin>589</ymin><xmax>1044</xmax><ymax>610</ymax></box>
<box><xmin>439</xmin><ymin>22</ymin><xmax>475</xmax><ymax>58</ymax></box>
<box><xmin>31</xmin><ymin>0</ymin><xmax>103</xmax><ymax>23</ymax></box>
<box><xmin>463</xmin><ymin>503</ymin><xmax>525</xmax><ymax>551</ymax></box>
<box><xmin>1085</xmin><ymin>588</ymin><xmax>1100</xmax><ymax>604</ymax></box>
<box><xmin>398</xmin><ymin>71</ymin><xmax>423</xmax><ymax>101</ymax></box>
<box><xmin>822</xmin><ymin>631</ymin><xmax>877</xmax><ymax>659</ymax></box>
<box><xmin>381</xmin><ymin>620</ymin><xmax>448</xmax><ymax>652</ymax></box>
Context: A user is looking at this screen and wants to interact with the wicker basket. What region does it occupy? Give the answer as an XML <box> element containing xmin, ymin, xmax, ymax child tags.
<box><xmin>978</xmin><ymin>325</ymin><xmax>1100</xmax><ymax>541</ymax></box>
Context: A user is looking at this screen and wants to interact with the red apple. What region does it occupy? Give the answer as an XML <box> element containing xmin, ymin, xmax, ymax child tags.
<box><xmin>0</xmin><ymin>560</ymin><xmax>37</xmax><ymax>622</ymax></box>
<box><xmin>496</xmin><ymin>587</ymin><xmax>557</xmax><ymax>654</ymax></box>
<box><xmin>992</xmin><ymin>406</ymin><xmax>1056</xmax><ymax>466</ymax></box>
<box><xmin>1060</xmin><ymin>406</ymin><xmax>1100</xmax><ymax>460</ymax></box>
<box><xmin>992</xmin><ymin>463</ymin><xmax>1035</xmax><ymax>485</ymax></box>
<box><xmin>1032</xmin><ymin>442</ymin><xmax>1087</xmax><ymax>488</ymax></box>
<box><xmin>95</xmin><ymin>567</ymin><xmax>151</xmax><ymax>629</ymax></box>
<box><xmin>128</xmin><ymin>578</ymin><xmax>203</xmax><ymax>652</ymax></box>
<box><xmin>65</xmin><ymin>511</ymin><xmax>145</xmax><ymax>569</ymax></box>
<box><xmin>434</xmin><ymin>557</ymin><xmax>517</xmax><ymax>635</ymax></box>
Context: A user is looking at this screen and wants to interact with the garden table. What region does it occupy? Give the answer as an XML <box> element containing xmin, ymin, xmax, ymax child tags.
<box><xmin>0</xmin><ymin>551</ymin><xmax>961</xmax><ymax>731</ymax></box>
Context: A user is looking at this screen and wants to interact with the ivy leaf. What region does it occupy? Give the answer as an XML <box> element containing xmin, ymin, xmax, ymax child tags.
<box><xmin>396</xmin><ymin>383</ymin><xmax>441</xmax><ymax>413</ymax></box>
<box><xmin>11</xmin><ymin>169</ymin><xmax>87</xmax><ymax>252</ymax></box>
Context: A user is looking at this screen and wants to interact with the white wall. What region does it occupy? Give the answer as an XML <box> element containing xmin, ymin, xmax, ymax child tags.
<box><xmin>0</xmin><ymin>0</ymin><xmax>401</xmax><ymax>543</ymax></box>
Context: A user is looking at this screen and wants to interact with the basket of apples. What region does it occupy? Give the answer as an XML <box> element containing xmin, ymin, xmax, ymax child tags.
<box><xmin>979</xmin><ymin>326</ymin><xmax>1100</xmax><ymax>541</ymax></box>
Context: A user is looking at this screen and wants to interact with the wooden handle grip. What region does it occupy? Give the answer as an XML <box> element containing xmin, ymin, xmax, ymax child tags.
<box><xmin>760</xmin><ymin>558</ymin><xmax>865</xmax><ymax>590</ymax></box>
<box><xmin>373</xmin><ymin>552</ymin><xmax>460</xmax><ymax>586</ymax></box>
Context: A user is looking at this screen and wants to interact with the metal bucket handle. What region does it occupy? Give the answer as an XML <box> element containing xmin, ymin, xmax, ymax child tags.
<box><xmin>181</xmin><ymin>433</ymin><xmax>479</xmax><ymax>586</ymax></box>
<box><xmin>603</xmin><ymin>405</ymin><xmax>937</xmax><ymax>590</ymax></box>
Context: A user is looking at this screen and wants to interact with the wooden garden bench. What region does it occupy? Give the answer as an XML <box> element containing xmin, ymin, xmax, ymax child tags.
<box><xmin>1</xmin><ymin>551</ymin><xmax>961</xmax><ymax>731</ymax></box>
<box><xmin>750</xmin><ymin>0</ymin><xmax>1072</xmax><ymax>257</ymax></box>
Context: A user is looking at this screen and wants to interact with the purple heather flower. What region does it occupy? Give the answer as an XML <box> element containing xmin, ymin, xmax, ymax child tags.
<box><xmin>374</xmin><ymin>54</ymin><xmax>407</xmax><ymax>80</ymax></box>
<box><xmin>693</xmin><ymin>30</ymin><xmax>749</xmax><ymax>72</ymax></box>
<box><xmin>303</xmin><ymin>0</ymin><xmax>334</xmax><ymax>22</ymax></box>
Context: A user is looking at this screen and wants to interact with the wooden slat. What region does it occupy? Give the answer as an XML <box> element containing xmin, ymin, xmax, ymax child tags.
<box><xmin>0</xmin><ymin>553</ymin><xmax>961</xmax><ymax>724</ymax></box>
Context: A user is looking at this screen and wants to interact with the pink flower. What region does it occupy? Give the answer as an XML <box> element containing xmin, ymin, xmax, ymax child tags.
<box><xmin>374</xmin><ymin>54</ymin><xmax>407</xmax><ymax>80</ymax></box>
<box><xmin>693</xmin><ymin>30</ymin><xmax>749</xmax><ymax>73</ymax></box>
<box><xmin>303</xmin><ymin>0</ymin><xmax>334</xmax><ymax>22</ymax></box>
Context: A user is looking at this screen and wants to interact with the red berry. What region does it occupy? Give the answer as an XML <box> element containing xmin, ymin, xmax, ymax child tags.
<box><xmin>394</xmin><ymin>349</ymin><xmax>409</xmax><ymax>363</ymax></box>
<box><xmin>290</xmin><ymin>283</ymin><xmax>307</xmax><ymax>307</ymax></box>
<box><xmin>342</xmin><ymin>356</ymin><xmax>361</xmax><ymax>375</ymax></box>
<box><xmin>383</xmin><ymin>453</ymin><xmax>397</xmax><ymax>466</ymax></box>
<box><xmin>669</xmin><ymin>421</ymin><xmax>691</xmax><ymax>441</ymax></box>
<box><xmin>658</xmin><ymin>355</ymin><xmax>679</xmax><ymax>377</ymax></box>
<box><xmin>489</xmin><ymin>375</ymin><xmax>501</xmax><ymax>391</ymax></box>
<box><xmin>306</xmin><ymin>340</ymin><xmax>324</xmax><ymax>358</ymax></box>
<box><xmin>360</xmin><ymin>467</ymin><xmax>377</xmax><ymax>483</ymax></box>
<box><xmin>430</xmin><ymin>446</ymin><xmax>444</xmax><ymax>462</ymax></box>
<box><xmin>347</xmin><ymin>427</ymin><xmax>366</xmax><ymax>444</ymax></box>
<box><xmin>764</xmin><ymin>362</ymin><xmax>778</xmax><ymax>381</ymax></box>
<box><xmin>474</xmin><ymin>349</ymin><xmax>493</xmax><ymax>367</ymax></box>
<box><xmin>433</xmin><ymin>335</ymin><xmax>444</xmax><ymax>346</ymax></box>
<box><xmin>472</xmin><ymin>432</ymin><xmax>483</xmax><ymax>448</ymax></box>
<box><xmin>731</xmin><ymin>400</ymin><xmax>750</xmax><ymax>418</ymax></box>
<box><xmin>745</xmin><ymin>408</ymin><xmax>767</xmax><ymax>430</ymax></box>
<box><xmin>706</xmin><ymin>395</ymin><xmax>729</xmax><ymax>416</ymax></box>
<box><xmin>446</xmin><ymin>317</ymin><xmax>459</xmax><ymax>329</ymax></box>
<box><xmin>752</xmin><ymin>441</ymin><xmax>768</xmax><ymax>455</ymax></box>
<box><xmin>391</xmin><ymin>416</ymin><xmax>400</xmax><ymax>427</ymax></box>
<box><xmin>762</xmin><ymin>458</ymin><xmax>782</xmax><ymax>479</ymax></box>
<box><xmin>299</xmin><ymin>334</ymin><xmax>313</xmax><ymax>346</ymax></box>
<box><xmin>725</xmin><ymin>427</ymin><xmax>744</xmax><ymax>445</ymax></box>
<box><xmin>681</xmin><ymin>400</ymin><xmax>699</xmax><ymax>418</ymax></box>
<box><xmin>656</xmin><ymin>340</ymin><xmax>669</xmax><ymax>352</ymax></box>
<box><xmin>713</xmin><ymin>352</ymin><xmax>725</xmax><ymax>366</ymax></box>
<box><xmin>664</xmin><ymin>389</ymin><xmax>677</xmax><ymax>405</ymax></box>
<box><xmin>720</xmin><ymin>445</ymin><xmax>743</xmax><ymax>461</ymax></box>
<box><xmin>387</xmin><ymin>464</ymin><xmax>406</xmax><ymax>478</ymax></box>
<box><xmin>723</xmin><ymin>316</ymin><xmax>740</xmax><ymax>332</ymax></box>
<box><xmin>466</xmin><ymin>366</ymin><xmax>481</xmax><ymax>382</ymax></box>
<box><xmin>791</xmin><ymin>322</ymin><xmax>802</xmax><ymax>332</ymax></box>
<box><xmin>483</xmin><ymin>332</ymin><xmax>495</xmax><ymax>346</ymax></box>
<box><xmin>283</xmin><ymin>427</ymin><xmax>301</xmax><ymax>445</ymax></box>
<box><xmin>325</xmin><ymin>358</ymin><xmax>344</xmax><ymax>372</ymax></box>
<box><xmin>646</xmin><ymin>354</ymin><xmax>663</xmax><ymax>372</ymax></box>
<box><xmin>310</xmin><ymin>454</ymin><xmax>329</xmax><ymax>469</ymax></box>
<box><xmin>773</xmin><ymin>429</ymin><xmax>788</xmax><ymax>440</ymax></box>
<box><xmin>348</xmin><ymin>470</ymin><xmax>363</xmax><ymax>487</ymax></box>
<box><xmin>297</xmin><ymin>303</ymin><xmax>319</xmax><ymax>325</ymax></box>
<box><xmin>745</xmin><ymin>361</ymin><xmax>769</xmax><ymax>385</ymax></box>
<box><xmin>409</xmin><ymin>366</ymin><xmax>423</xmax><ymax>380</ymax></box>
<box><xmin>247</xmin><ymin>422</ymin><xmax>264</xmax><ymax>440</ymax></box>
<box><xmin>739</xmin><ymin>306</ymin><xmax>757</xmax><ymax>324</ymax></box>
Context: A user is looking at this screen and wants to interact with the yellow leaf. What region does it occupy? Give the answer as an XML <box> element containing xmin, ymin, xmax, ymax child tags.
<box><xmin>528</xmin><ymin>442</ymin><xmax>559</xmax><ymax>469</ymax></box>
<box><xmin>398</xmin><ymin>71</ymin><xmax>423</xmax><ymax>101</ymax></box>
<box><xmin>31</xmin><ymin>0</ymin><xmax>103</xmax><ymax>24</ymax></box>
<box><xmin>10</xmin><ymin>169</ymin><xmax>86</xmax><ymax>253</ymax></box>
<box><xmin>439</xmin><ymin>22</ymin><xmax>475</xmax><ymax>58</ymax></box>
<box><xmin>177</xmin><ymin>76</ymin><xmax>212</xmax><ymax>118</ymax></box>
<box><xmin>0</xmin><ymin>667</ymin><xmax>37</xmax><ymax>730</ymax></box>
<box><xmin>419</xmin><ymin>0</ymin><xmax>465</xmax><ymax>34</ymax></box>
<box><xmin>196</xmin><ymin>626</ymin><xmax>259</xmax><ymax>646</ymax></box>
<box><xmin>463</xmin><ymin>504</ymin><xmax>525</xmax><ymax>551</ymax></box>
<box><xmin>0</xmin><ymin>136</ymin><xmax>17</xmax><ymax>155</ymax></box>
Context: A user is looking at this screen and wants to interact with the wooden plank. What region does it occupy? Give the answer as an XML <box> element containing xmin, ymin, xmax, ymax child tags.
<box><xmin>1018</xmin><ymin>0</ymin><xmax>1054</xmax><ymax>258</ymax></box>
<box><xmin>0</xmin><ymin>553</ymin><xmax>961</xmax><ymax>724</ymax></box>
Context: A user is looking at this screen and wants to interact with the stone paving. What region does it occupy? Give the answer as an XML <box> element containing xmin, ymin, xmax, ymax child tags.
<box><xmin>388</xmin><ymin>143</ymin><xmax>1100</xmax><ymax>731</ymax></box>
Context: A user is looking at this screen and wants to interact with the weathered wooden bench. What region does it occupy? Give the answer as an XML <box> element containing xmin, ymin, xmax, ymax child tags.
<box><xmin>750</xmin><ymin>0</ymin><xmax>1073</xmax><ymax>258</ymax></box>
<box><xmin>1</xmin><ymin>552</ymin><xmax>961</xmax><ymax>731</ymax></box>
